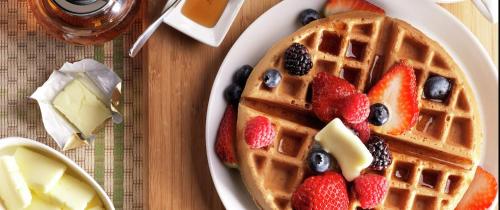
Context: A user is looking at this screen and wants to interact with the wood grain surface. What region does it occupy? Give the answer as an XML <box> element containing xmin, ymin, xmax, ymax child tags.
<box><xmin>144</xmin><ymin>1</ymin><xmax>498</xmax><ymax>210</ymax></box>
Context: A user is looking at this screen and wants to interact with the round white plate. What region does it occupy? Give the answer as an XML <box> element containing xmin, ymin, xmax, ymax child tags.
<box><xmin>205</xmin><ymin>0</ymin><xmax>499</xmax><ymax>209</ymax></box>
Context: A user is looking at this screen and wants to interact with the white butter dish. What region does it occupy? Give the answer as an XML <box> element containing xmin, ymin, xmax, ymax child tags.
<box><xmin>163</xmin><ymin>0</ymin><xmax>245</xmax><ymax>47</ymax></box>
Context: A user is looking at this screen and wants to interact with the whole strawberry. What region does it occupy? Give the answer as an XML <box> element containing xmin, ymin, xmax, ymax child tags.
<box><xmin>244</xmin><ymin>116</ymin><xmax>276</xmax><ymax>149</ymax></box>
<box><xmin>312</xmin><ymin>72</ymin><xmax>357</xmax><ymax>122</ymax></box>
<box><xmin>292</xmin><ymin>172</ymin><xmax>349</xmax><ymax>210</ymax></box>
<box><xmin>215</xmin><ymin>105</ymin><xmax>238</xmax><ymax>168</ymax></box>
<box><xmin>354</xmin><ymin>174</ymin><xmax>388</xmax><ymax>209</ymax></box>
<box><xmin>335</xmin><ymin>93</ymin><xmax>370</xmax><ymax>124</ymax></box>
<box><xmin>345</xmin><ymin>120</ymin><xmax>370</xmax><ymax>143</ymax></box>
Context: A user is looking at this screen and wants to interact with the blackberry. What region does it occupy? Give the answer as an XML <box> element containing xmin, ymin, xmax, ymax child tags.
<box><xmin>366</xmin><ymin>136</ymin><xmax>392</xmax><ymax>171</ymax></box>
<box><xmin>284</xmin><ymin>43</ymin><xmax>313</xmax><ymax>76</ymax></box>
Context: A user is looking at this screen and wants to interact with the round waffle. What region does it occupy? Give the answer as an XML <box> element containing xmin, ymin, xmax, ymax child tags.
<box><xmin>236</xmin><ymin>11</ymin><xmax>482</xmax><ymax>210</ymax></box>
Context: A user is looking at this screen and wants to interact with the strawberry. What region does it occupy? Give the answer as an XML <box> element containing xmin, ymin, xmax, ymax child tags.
<box><xmin>354</xmin><ymin>174</ymin><xmax>389</xmax><ymax>209</ymax></box>
<box><xmin>335</xmin><ymin>93</ymin><xmax>370</xmax><ymax>124</ymax></box>
<box><xmin>456</xmin><ymin>167</ymin><xmax>498</xmax><ymax>210</ymax></box>
<box><xmin>324</xmin><ymin>0</ymin><xmax>385</xmax><ymax>17</ymax></box>
<box><xmin>292</xmin><ymin>172</ymin><xmax>349</xmax><ymax>210</ymax></box>
<box><xmin>312</xmin><ymin>72</ymin><xmax>357</xmax><ymax>123</ymax></box>
<box><xmin>345</xmin><ymin>120</ymin><xmax>370</xmax><ymax>143</ymax></box>
<box><xmin>215</xmin><ymin>105</ymin><xmax>238</xmax><ymax>168</ymax></box>
<box><xmin>368</xmin><ymin>60</ymin><xmax>419</xmax><ymax>135</ymax></box>
<box><xmin>244</xmin><ymin>116</ymin><xmax>276</xmax><ymax>149</ymax></box>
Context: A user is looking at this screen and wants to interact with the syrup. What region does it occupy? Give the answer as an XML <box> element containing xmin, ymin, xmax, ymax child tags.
<box><xmin>367</xmin><ymin>55</ymin><xmax>384</xmax><ymax>91</ymax></box>
<box><xmin>419</xmin><ymin>174</ymin><xmax>437</xmax><ymax>189</ymax></box>
<box><xmin>345</xmin><ymin>40</ymin><xmax>366</xmax><ymax>61</ymax></box>
<box><xmin>319</xmin><ymin>32</ymin><xmax>342</xmax><ymax>55</ymax></box>
<box><xmin>182</xmin><ymin>0</ymin><xmax>228</xmax><ymax>28</ymax></box>
<box><xmin>277</xmin><ymin>135</ymin><xmax>301</xmax><ymax>157</ymax></box>
<box><xmin>394</xmin><ymin>167</ymin><xmax>411</xmax><ymax>181</ymax></box>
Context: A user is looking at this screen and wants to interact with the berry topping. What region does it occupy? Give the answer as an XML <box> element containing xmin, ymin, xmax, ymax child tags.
<box><xmin>214</xmin><ymin>105</ymin><xmax>238</xmax><ymax>168</ymax></box>
<box><xmin>335</xmin><ymin>93</ymin><xmax>370</xmax><ymax>124</ymax></box>
<box><xmin>298</xmin><ymin>9</ymin><xmax>321</xmax><ymax>26</ymax></box>
<box><xmin>423</xmin><ymin>75</ymin><xmax>452</xmax><ymax>101</ymax></box>
<box><xmin>224</xmin><ymin>83</ymin><xmax>242</xmax><ymax>104</ymax></box>
<box><xmin>312</xmin><ymin>72</ymin><xmax>357</xmax><ymax>122</ymax></box>
<box><xmin>244</xmin><ymin>116</ymin><xmax>276</xmax><ymax>149</ymax></box>
<box><xmin>366</xmin><ymin>136</ymin><xmax>392</xmax><ymax>171</ymax></box>
<box><xmin>284</xmin><ymin>43</ymin><xmax>313</xmax><ymax>76</ymax></box>
<box><xmin>345</xmin><ymin>120</ymin><xmax>370</xmax><ymax>143</ymax></box>
<box><xmin>354</xmin><ymin>174</ymin><xmax>388</xmax><ymax>209</ymax></box>
<box><xmin>324</xmin><ymin>0</ymin><xmax>385</xmax><ymax>17</ymax></box>
<box><xmin>262</xmin><ymin>69</ymin><xmax>282</xmax><ymax>88</ymax></box>
<box><xmin>307</xmin><ymin>149</ymin><xmax>332</xmax><ymax>173</ymax></box>
<box><xmin>456</xmin><ymin>167</ymin><xmax>498</xmax><ymax>210</ymax></box>
<box><xmin>292</xmin><ymin>172</ymin><xmax>349</xmax><ymax>210</ymax></box>
<box><xmin>233</xmin><ymin>65</ymin><xmax>253</xmax><ymax>86</ymax></box>
<box><xmin>368</xmin><ymin>103</ymin><xmax>389</xmax><ymax>126</ymax></box>
<box><xmin>368</xmin><ymin>61</ymin><xmax>419</xmax><ymax>135</ymax></box>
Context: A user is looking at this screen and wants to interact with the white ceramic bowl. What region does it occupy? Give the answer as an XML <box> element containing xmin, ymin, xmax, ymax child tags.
<box><xmin>163</xmin><ymin>0</ymin><xmax>245</xmax><ymax>47</ymax></box>
<box><xmin>0</xmin><ymin>137</ymin><xmax>114</xmax><ymax>210</ymax></box>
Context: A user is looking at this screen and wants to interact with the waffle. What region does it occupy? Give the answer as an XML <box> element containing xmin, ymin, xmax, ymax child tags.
<box><xmin>236</xmin><ymin>11</ymin><xmax>482</xmax><ymax>210</ymax></box>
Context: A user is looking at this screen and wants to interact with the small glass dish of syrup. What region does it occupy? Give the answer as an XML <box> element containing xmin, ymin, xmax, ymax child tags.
<box><xmin>162</xmin><ymin>0</ymin><xmax>245</xmax><ymax>47</ymax></box>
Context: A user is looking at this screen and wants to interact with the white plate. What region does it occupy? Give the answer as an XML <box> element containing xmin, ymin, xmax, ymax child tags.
<box><xmin>0</xmin><ymin>137</ymin><xmax>114</xmax><ymax>210</ymax></box>
<box><xmin>205</xmin><ymin>0</ymin><xmax>499</xmax><ymax>209</ymax></box>
<box><xmin>163</xmin><ymin>0</ymin><xmax>245</xmax><ymax>47</ymax></box>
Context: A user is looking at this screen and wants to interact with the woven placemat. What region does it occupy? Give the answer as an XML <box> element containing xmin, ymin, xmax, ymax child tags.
<box><xmin>0</xmin><ymin>1</ymin><xmax>144</xmax><ymax>210</ymax></box>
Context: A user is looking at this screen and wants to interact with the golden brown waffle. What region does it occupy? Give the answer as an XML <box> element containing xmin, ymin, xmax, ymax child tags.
<box><xmin>236</xmin><ymin>11</ymin><xmax>482</xmax><ymax>210</ymax></box>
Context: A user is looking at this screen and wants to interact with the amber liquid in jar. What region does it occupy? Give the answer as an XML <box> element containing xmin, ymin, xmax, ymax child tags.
<box><xmin>28</xmin><ymin>0</ymin><xmax>142</xmax><ymax>45</ymax></box>
<box><xmin>181</xmin><ymin>0</ymin><xmax>229</xmax><ymax>28</ymax></box>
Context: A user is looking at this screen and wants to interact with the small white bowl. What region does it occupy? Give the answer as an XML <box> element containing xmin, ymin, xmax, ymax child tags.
<box><xmin>163</xmin><ymin>0</ymin><xmax>245</xmax><ymax>47</ymax></box>
<box><xmin>0</xmin><ymin>137</ymin><xmax>114</xmax><ymax>210</ymax></box>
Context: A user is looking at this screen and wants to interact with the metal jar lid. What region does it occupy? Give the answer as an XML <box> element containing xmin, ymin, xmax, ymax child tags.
<box><xmin>51</xmin><ymin>0</ymin><xmax>111</xmax><ymax>15</ymax></box>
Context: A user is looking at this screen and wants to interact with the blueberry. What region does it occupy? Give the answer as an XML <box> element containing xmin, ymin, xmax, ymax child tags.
<box><xmin>424</xmin><ymin>76</ymin><xmax>451</xmax><ymax>101</ymax></box>
<box><xmin>262</xmin><ymin>69</ymin><xmax>282</xmax><ymax>88</ymax></box>
<box><xmin>224</xmin><ymin>83</ymin><xmax>242</xmax><ymax>104</ymax></box>
<box><xmin>233</xmin><ymin>65</ymin><xmax>253</xmax><ymax>86</ymax></box>
<box><xmin>307</xmin><ymin>149</ymin><xmax>331</xmax><ymax>173</ymax></box>
<box><xmin>298</xmin><ymin>9</ymin><xmax>320</xmax><ymax>26</ymax></box>
<box><xmin>368</xmin><ymin>103</ymin><xmax>389</xmax><ymax>126</ymax></box>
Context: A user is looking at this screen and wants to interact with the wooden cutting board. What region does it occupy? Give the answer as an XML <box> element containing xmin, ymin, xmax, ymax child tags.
<box><xmin>143</xmin><ymin>0</ymin><xmax>498</xmax><ymax>209</ymax></box>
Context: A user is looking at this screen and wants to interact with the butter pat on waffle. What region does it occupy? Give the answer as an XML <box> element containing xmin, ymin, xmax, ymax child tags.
<box><xmin>236</xmin><ymin>11</ymin><xmax>482</xmax><ymax>210</ymax></box>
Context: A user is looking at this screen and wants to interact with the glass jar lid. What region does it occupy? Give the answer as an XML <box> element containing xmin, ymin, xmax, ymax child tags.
<box><xmin>51</xmin><ymin>0</ymin><xmax>110</xmax><ymax>15</ymax></box>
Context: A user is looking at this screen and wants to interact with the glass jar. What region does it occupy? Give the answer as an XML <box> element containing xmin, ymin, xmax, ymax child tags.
<box><xmin>28</xmin><ymin>0</ymin><xmax>142</xmax><ymax>45</ymax></box>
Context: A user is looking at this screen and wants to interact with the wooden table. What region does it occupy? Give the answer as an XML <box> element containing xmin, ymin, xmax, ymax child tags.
<box><xmin>144</xmin><ymin>1</ymin><xmax>498</xmax><ymax>209</ymax></box>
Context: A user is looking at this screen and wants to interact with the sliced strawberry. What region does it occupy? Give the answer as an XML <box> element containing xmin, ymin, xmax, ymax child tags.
<box><xmin>368</xmin><ymin>61</ymin><xmax>419</xmax><ymax>135</ymax></box>
<box><xmin>335</xmin><ymin>93</ymin><xmax>370</xmax><ymax>124</ymax></box>
<box><xmin>456</xmin><ymin>167</ymin><xmax>498</xmax><ymax>210</ymax></box>
<box><xmin>312</xmin><ymin>72</ymin><xmax>357</xmax><ymax>122</ymax></box>
<box><xmin>215</xmin><ymin>105</ymin><xmax>238</xmax><ymax>168</ymax></box>
<box><xmin>345</xmin><ymin>120</ymin><xmax>370</xmax><ymax>143</ymax></box>
<box><xmin>324</xmin><ymin>0</ymin><xmax>385</xmax><ymax>17</ymax></box>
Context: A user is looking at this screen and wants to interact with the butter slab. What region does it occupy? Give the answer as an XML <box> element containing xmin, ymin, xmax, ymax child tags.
<box><xmin>48</xmin><ymin>174</ymin><xmax>96</xmax><ymax>210</ymax></box>
<box><xmin>0</xmin><ymin>156</ymin><xmax>32</xmax><ymax>210</ymax></box>
<box><xmin>14</xmin><ymin>147</ymin><xmax>67</xmax><ymax>194</ymax></box>
<box><xmin>25</xmin><ymin>194</ymin><xmax>61</xmax><ymax>210</ymax></box>
<box><xmin>53</xmin><ymin>79</ymin><xmax>111</xmax><ymax>136</ymax></box>
<box><xmin>314</xmin><ymin>118</ymin><xmax>373</xmax><ymax>181</ymax></box>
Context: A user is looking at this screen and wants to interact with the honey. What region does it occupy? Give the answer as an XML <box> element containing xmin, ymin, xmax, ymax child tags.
<box><xmin>181</xmin><ymin>0</ymin><xmax>228</xmax><ymax>28</ymax></box>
